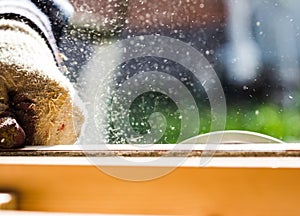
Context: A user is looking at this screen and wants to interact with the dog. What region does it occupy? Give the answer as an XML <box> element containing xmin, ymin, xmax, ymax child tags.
<box><xmin>0</xmin><ymin>0</ymin><xmax>84</xmax><ymax>148</ymax></box>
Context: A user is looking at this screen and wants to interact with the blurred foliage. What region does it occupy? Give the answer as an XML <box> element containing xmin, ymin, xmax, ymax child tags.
<box><xmin>226</xmin><ymin>103</ymin><xmax>300</xmax><ymax>142</ymax></box>
<box><xmin>123</xmin><ymin>94</ymin><xmax>300</xmax><ymax>143</ymax></box>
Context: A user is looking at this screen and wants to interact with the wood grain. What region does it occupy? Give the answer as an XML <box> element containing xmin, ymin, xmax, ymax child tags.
<box><xmin>0</xmin><ymin>160</ymin><xmax>300</xmax><ymax>215</ymax></box>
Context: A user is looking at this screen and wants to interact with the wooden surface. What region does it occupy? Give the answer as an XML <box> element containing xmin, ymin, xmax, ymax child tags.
<box><xmin>1</xmin><ymin>144</ymin><xmax>300</xmax><ymax>157</ymax></box>
<box><xmin>1</xmin><ymin>144</ymin><xmax>300</xmax><ymax>215</ymax></box>
<box><xmin>0</xmin><ymin>211</ymin><xmax>156</xmax><ymax>216</ymax></box>
<box><xmin>0</xmin><ymin>164</ymin><xmax>300</xmax><ymax>215</ymax></box>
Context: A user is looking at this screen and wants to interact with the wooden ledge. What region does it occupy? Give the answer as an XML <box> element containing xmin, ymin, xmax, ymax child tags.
<box><xmin>1</xmin><ymin>144</ymin><xmax>300</xmax><ymax>168</ymax></box>
<box><xmin>0</xmin><ymin>144</ymin><xmax>300</xmax><ymax>157</ymax></box>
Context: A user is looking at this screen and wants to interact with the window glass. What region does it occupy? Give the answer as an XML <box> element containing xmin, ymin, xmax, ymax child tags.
<box><xmin>63</xmin><ymin>0</ymin><xmax>300</xmax><ymax>143</ymax></box>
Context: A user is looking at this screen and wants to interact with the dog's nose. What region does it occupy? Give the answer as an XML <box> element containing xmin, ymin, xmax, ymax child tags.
<box><xmin>0</xmin><ymin>116</ymin><xmax>25</xmax><ymax>148</ymax></box>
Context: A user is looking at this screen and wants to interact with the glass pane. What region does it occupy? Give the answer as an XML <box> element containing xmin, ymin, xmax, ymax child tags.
<box><xmin>62</xmin><ymin>0</ymin><xmax>300</xmax><ymax>143</ymax></box>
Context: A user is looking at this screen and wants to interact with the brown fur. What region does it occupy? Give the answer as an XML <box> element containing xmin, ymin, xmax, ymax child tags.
<box><xmin>0</xmin><ymin>19</ymin><xmax>84</xmax><ymax>146</ymax></box>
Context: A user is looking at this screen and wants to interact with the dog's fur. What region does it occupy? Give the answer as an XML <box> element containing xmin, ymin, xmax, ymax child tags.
<box><xmin>0</xmin><ymin>19</ymin><xmax>84</xmax><ymax>146</ymax></box>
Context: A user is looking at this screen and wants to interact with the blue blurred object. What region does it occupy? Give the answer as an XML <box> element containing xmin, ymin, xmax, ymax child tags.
<box><xmin>223</xmin><ymin>0</ymin><xmax>300</xmax><ymax>104</ymax></box>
